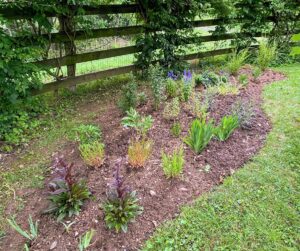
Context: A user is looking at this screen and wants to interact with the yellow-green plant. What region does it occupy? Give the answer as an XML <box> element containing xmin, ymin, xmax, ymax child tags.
<box><xmin>227</xmin><ymin>49</ymin><xmax>249</xmax><ymax>75</ymax></box>
<box><xmin>79</xmin><ymin>142</ymin><xmax>105</xmax><ymax>168</ymax></box>
<box><xmin>214</xmin><ymin>115</ymin><xmax>239</xmax><ymax>141</ymax></box>
<box><xmin>257</xmin><ymin>42</ymin><xmax>277</xmax><ymax>71</ymax></box>
<box><xmin>171</xmin><ymin>122</ymin><xmax>182</xmax><ymax>137</ymax></box>
<box><xmin>128</xmin><ymin>139</ymin><xmax>153</xmax><ymax>168</ymax></box>
<box><xmin>163</xmin><ymin>97</ymin><xmax>180</xmax><ymax>121</ymax></box>
<box><xmin>162</xmin><ymin>147</ymin><xmax>185</xmax><ymax>178</ymax></box>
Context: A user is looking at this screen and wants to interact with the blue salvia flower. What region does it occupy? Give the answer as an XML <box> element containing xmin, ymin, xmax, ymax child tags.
<box><xmin>183</xmin><ymin>69</ymin><xmax>192</xmax><ymax>84</ymax></box>
<box><xmin>167</xmin><ymin>71</ymin><xmax>178</xmax><ymax>80</ymax></box>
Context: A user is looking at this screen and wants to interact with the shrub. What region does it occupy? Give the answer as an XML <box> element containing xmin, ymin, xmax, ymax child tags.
<box><xmin>187</xmin><ymin>93</ymin><xmax>208</xmax><ymax>120</ymax></box>
<box><xmin>214</xmin><ymin>115</ymin><xmax>239</xmax><ymax>141</ymax></box>
<box><xmin>257</xmin><ymin>42</ymin><xmax>277</xmax><ymax>71</ymax></box>
<box><xmin>227</xmin><ymin>49</ymin><xmax>249</xmax><ymax>75</ymax></box>
<box><xmin>79</xmin><ymin>142</ymin><xmax>105</xmax><ymax>168</ymax></box>
<box><xmin>163</xmin><ymin>97</ymin><xmax>180</xmax><ymax>121</ymax></box>
<box><xmin>165</xmin><ymin>78</ymin><xmax>178</xmax><ymax>98</ymax></box>
<box><xmin>45</xmin><ymin>157</ymin><xmax>91</xmax><ymax>221</ymax></box>
<box><xmin>184</xmin><ymin>119</ymin><xmax>214</xmax><ymax>154</ymax></box>
<box><xmin>161</xmin><ymin>147</ymin><xmax>185</xmax><ymax>178</ymax></box>
<box><xmin>121</xmin><ymin>108</ymin><xmax>153</xmax><ymax>139</ymax></box>
<box><xmin>148</xmin><ymin>66</ymin><xmax>165</xmax><ymax>110</ymax></box>
<box><xmin>102</xmin><ymin>161</ymin><xmax>143</xmax><ymax>233</ymax></box>
<box><xmin>118</xmin><ymin>81</ymin><xmax>138</xmax><ymax>113</ymax></box>
<box><xmin>239</xmin><ymin>74</ymin><xmax>249</xmax><ymax>87</ymax></box>
<box><xmin>70</xmin><ymin>124</ymin><xmax>101</xmax><ymax>144</ymax></box>
<box><xmin>208</xmin><ymin>83</ymin><xmax>240</xmax><ymax>96</ymax></box>
<box><xmin>137</xmin><ymin>92</ymin><xmax>147</xmax><ymax>106</ymax></box>
<box><xmin>194</xmin><ymin>71</ymin><xmax>220</xmax><ymax>87</ymax></box>
<box><xmin>128</xmin><ymin>139</ymin><xmax>153</xmax><ymax>168</ymax></box>
<box><xmin>231</xmin><ymin>99</ymin><xmax>256</xmax><ymax>129</ymax></box>
<box><xmin>252</xmin><ymin>67</ymin><xmax>262</xmax><ymax>82</ymax></box>
<box><xmin>171</xmin><ymin>122</ymin><xmax>182</xmax><ymax>137</ymax></box>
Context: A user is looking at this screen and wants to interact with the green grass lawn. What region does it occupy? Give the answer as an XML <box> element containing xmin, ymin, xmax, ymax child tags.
<box><xmin>143</xmin><ymin>64</ymin><xmax>300</xmax><ymax>250</ymax></box>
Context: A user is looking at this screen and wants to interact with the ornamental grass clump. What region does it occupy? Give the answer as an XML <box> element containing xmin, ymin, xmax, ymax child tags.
<box><xmin>79</xmin><ymin>141</ymin><xmax>105</xmax><ymax>168</ymax></box>
<box><xmin>257</xmin><ymin>42</ymin><xmax>277</xmax><ymax>71</ymax></box>
<box><xmin>227</xmin><ymin>49</ymin><xmax>249</xmax><ymax>75</ymax></box>
<box><xmin>214</xmin><ymin>115</ymin><xmax>239</xmax><ymax>141</ymax></box>
<box><xmin>45</xmin><ymin>156</ymin><xmax>91</xmax><ymax>221</ymax></box>
<box><xmin>184</xmin><ymin>119</ymin><xmax>214</xmax><ymax>154</ymax></box>
<box><xmin>102</xmin><ymin>160</ymin><xmax>143</xmax><ymax>233</ymax></box>
<box><xmin>128</xmin><ymin>139</ymin><xmax>153</xmax><ymax>168</ymax></box>
<box><xmin>162</xmin><ymin>147</ymin><xmax>185</xmax><ymax>178</ymax></box>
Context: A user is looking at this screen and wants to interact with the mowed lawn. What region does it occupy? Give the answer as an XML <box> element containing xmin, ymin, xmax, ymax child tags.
<box><xmin>143</xmin><ymin>64</ymin><xmax>300</xmax><ymax>251</ymax></box>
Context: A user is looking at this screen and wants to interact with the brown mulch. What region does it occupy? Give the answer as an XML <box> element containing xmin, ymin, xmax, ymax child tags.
<box><xmin>1</xmin><ymin>68</ymin><xmax>285</xmax><ymax>251</ymax></box>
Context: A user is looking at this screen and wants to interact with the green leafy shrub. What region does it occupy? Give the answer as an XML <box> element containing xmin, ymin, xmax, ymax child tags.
<box><xmin>184</xmin><ymin>119</ymin><xmax>214</xmax><ymax>154</ymax></box>
<box><xmin>227</xmin><ymin>49</ymin><xmax>249</xmax><ymax>75</ymax></box>
<box><xmin>165</xmin><ymin>78</ymin><xmax>178</xmax><ymax>98</ymax></box>
<box><xmin>45</xmin><ymin>157</ymin><xmax>91</xmax><ymax>221</ymax></box>
<box><xmin>161</xmin><ymin>147</ymin><xmax>185</xmax><ymax>178</ymax></box>
<box><xmin>239</xmin><ymin>74</ymin><xmax>249</xmax><ymax>87</ymax></box>
<box><xmin>257</xmin><ymin>42</ymin><xmax>277</xmax><ymax>71</ymax></box>
<box><xmin>78</xmin><ymin>229</ymin><xmax>95</xmax><ymax>251</ymax></box>
<box><xmin>118</xmin><ymin>81</ymin><xmax>138</xmax><ymax>113</ymax></box>
<box><xmin>79</xmin><ymin>142</ymin><xmax>105</xmax><ymax>168</ymax></box>
<box><xmin>187</xmin><ymin>93</ymin><xmax>209</xmax><ymax>120</ymax></box>
<box><xmin>163</xmin><ymin>97</ymin><xmax>181</xmax><ymax>121</ymax></box>
<box><xmin>70</xmin><ymin>124</ymin><xmax>101</xmax><ymax>145</ymax></box>
<box><xmin>148</xmin><ymin>66</ymin><xmax>165</xmax><ymax>110</ymax></box>
<box><xmin>195</xmin><ymin>71</ymin><xmax>219</xmax><ymax>87</ymax></box>
<box><xmin>137</xmin><ymin>92</ymin><xmax>147</xmax><ymax>106</ymax></box>
<box><xmin>231</xmin><ymin>99</ymin><xmax>256</xmax><ymax>129</ymax></box>
<box><xmin>121</xmin><ymin>108</ymin><xmax>153</xmax><ymax>139</ymax></box>
<box><xmin>214</xmin><ymin>115</ymin><xmax>239</xmax><ymax>141</ymax></box>
<box><xmin>171</xmin><ymin>122</ymin><xmax>182</xmax><ymax>137</ymax></box>
<box><xmin>102</xmin><ymin>161</ymin><xmax>143</xmax><ymax>233</ymax></box>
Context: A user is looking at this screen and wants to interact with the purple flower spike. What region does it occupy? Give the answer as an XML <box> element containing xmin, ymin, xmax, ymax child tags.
<box><xmin>183</xmin><ymin>69</ymin><xmax>192</xmax><ymax>84</ymax></box>
<box><xmin>167</xmin><ymin>71</ymin><xmax>178</xmax><ymax>80</ymax></box>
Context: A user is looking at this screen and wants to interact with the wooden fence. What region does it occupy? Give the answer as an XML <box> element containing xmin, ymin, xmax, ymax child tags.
<box><xmin>0</xmin><ymin>4</ymin><xmax>296</xmax><ymax>95</ymax></box>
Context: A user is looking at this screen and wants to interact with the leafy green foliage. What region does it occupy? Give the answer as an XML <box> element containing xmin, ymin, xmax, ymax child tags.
<box><xmin>187</xmin><ymin>93</ymin><xmax>209</xmax><ymax>120</ymax></box>
<box><xmin>227</xmin><ymin>49</ymin><xmax>249</xmax><ymax>75</ymax></box>
<box><xmin>257</xmin><ymin>42</ymin><xmax>277</xmax><ymax>71</ymax></box>
<box><xmin>7</xmin><ymin>215</ymin><xmax>38</xmax><ymax>241</ymax></box>
<box><xmin>70</xmin><ymin>124</ymin><xmax>101</xmax><ymax>144</ymax></box>
<box><xmin>238</xmin><ymin>74</ymin><xmax>249</xmax><ymax>87</ymax></box>
<box><xmin>46</xmin><ymin>157</ymin><xmax>91</xmax><ymax>221</ymax></box>
<box><xmin>171</xmin><ymin>122</ymin><xmax>182</xmax><ymax>137</ymax></box>
<box><xmin>121</xmin><ymin>108</ymin><xmax>153</xmax><ymax>139</ymax></box>
<box><xmin>214</xmin><ymin>115</ymin><xmax>239</xmax><ymax>141</ymax></box>
<box><xmin>102</xmin><ymin>161</ymin><xmax>143</xmax><ymax>233</ymax></box>
<box><xmin>137</xmin><ymin>92</ymin><xmax>147</xmax><ymax>106</ymax></box>
<box><xmin>184</xmin><ymin>119</ymin><xmax>214</xmax><ymax>154</ymax></box>
<box><xmin>165</xmin><ymin>79</ymin><xmax>178</xmax><ymax>98</ymax></box>
<box><xmin>118</xmin><ymin>81</ymin><xmax>138</xmax><ymax>113</ymax></box>
<box><xmin>161</xmin><ymin>147</ymin><xmax>185</xmax><ymax>179</ymax></box>
<box><xmin>79</xmin><ymin>142</ymin><xmax>105</xmax><ymax>168</ymax></box>
<box><xmin>148</xmin><ymin>66</ymin><xmax>166</xmax><ymax>110</ymax></box>
<box><xmin>231</xmin><ymin>99</ymin><xmax>255</xmax><ymax>130</ymax></box>
<box><xmin>252</xmin><ymin>67</ymin><xmax>262</xmax><ymax>82</ymax></box>
<box><xmin>78</xmin><ymin>229</ymin><xmax>95</xmax><ymax>251</ymax></box>
<box><xmin>163</xmin><ymin>97</ymin><xmax>181</xmax><ymax>121</ymax></box>
<box><xmin>195</xmin><ymin>71</ymin><xmax>226</xmax><ymax>87</ymax></box>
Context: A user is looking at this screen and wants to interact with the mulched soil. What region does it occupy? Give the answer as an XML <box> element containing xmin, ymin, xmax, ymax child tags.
<box><xmin>1</xmin><ymin>67</ymin><xmax>285</xmax><ymax>251</ymax></box>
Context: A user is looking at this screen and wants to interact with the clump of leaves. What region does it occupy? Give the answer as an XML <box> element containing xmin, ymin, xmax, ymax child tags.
<box><xmin>231</xmin><ymin>98</ymin><xmax>256</xmax><ymax>129</ymax></box>
<box><xmin>128</xmin><ymin>139</ymin><xmax>153</xmax><ymax>168</ymax></box>
<box><xmin>7</xmin><ymin>215</ymin><xmax>38</xmax><ymax>249</ymax></box>
<box><xmin>187</xmin><ymin>92</ymin><xmax>209</xmax><ymax>120</ymax></box>
<box><xmin>161</xmin><ymin>147</ymin><xmax>185</xmax><ymax>178</ymax></box>
<box><xmin>79</xmin><ymin>142</ymin><xmax>105</xmax><ymax>168</ymax></box>
<box><xmin>148</xmin><ymin>65</ymin><xmax>165</xmax><ymax>110</ymax></box>
<box><xmin>214</xmin><ymin>115</ymin><xmax>239</xmax><ymax>141</ymax></box>
<box><xmin>121</xmin><ymin>108</ymin><xmax>153</xmax><ymax>139</ymax></box>
<box><xmin>257</xmin><ymin>42</ymin><xmax>277</xmax><ymax>71</ymax></box>
<box><xmin>163</xmin><ymin>97</ymin><xmax>181</xmax><ymax>121</ymax></box>
<box><xmin>252</xmin><ymin>67</ymin><xmax>262</xmax><ymax>82</ymax></box>
<box><xmin>70</xmin><ymin>124</ymin><xmax>101</xmax><ymax>145</ymax></box>
<box><xmin>195</xmin><ymin>71</ymin><xmax>224</xmax><ymax>87</ymax></box>
<box><xmin>208</xmin><ymin>83</ymin><xmax>240</xmax><ymax>96</ymax></box>
<box><xmin>239</xmin><ymin>74</ymin><xmax>249</xmax><ymax>87</ymax></box>
<box><xmin>165</xmin><ymin>78</ymin><xmax>178</xmax><ymax>98</ymax></box>
<box><xmin>227</xmin><ymin>49</ymin><xmax>249</xmax><ymax>75</ymax></box>
<box><xmin>78</xmin><ymin>229</ymin><xmax>96</xmax><ymax>251</ymax></box>
<box><xmin>184</xmin><ymin>119</ymin><xmax>214</xmax><ymax>154</ymax></box>
<box><xmin>171</xmin><ymin>122</ymin><xmax>182</xmax><ymax>137</ymax></box>
<box><xmin>45</xmin><ymin>157</ymin><xmax>91</xmax><ymax>221</ymax></box>
<box><xmin>118</xmin><ymin>80</ymin><xmax>138</xmax><ymax>113</ymax></box>
<box><xmin>102</xmin><ymin>160</ymin><xmax>143</xmax><ymax>233</ymax></box>
<box><xmin>137</xmin><ymin>92</ymin><xmax>147</xmax><ymax>106</ymax></box>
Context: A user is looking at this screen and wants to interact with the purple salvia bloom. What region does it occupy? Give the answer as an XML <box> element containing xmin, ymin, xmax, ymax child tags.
<box><xmin>167</xmin><ymin>70</ymin><xmax>178</xmax><ymax>80</ymax></box>
<box><xmin>183</xmin><ymin>69</ymin><xmax>192</xmax><ymax>84</ymax></box>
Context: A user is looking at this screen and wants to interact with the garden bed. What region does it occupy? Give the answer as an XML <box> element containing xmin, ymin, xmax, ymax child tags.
<box><xmin>2</xmin><ymin>68</ymin><xmax>285</xmax><ymax>251</ymax></box>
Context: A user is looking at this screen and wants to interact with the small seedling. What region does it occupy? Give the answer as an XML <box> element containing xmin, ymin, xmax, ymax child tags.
<box><xmin>78</xmin><ymin>229</ymin><xmax>96</xmax><ymax>251</ymax></box>
<box><xmin>239</xmin><ymin>74</ymin><xmax>249</xmax><ymax>87</ymax></box>
<box><xmin>7</xmin><ymin>215</ymin><xmax>38</xmax><ymax>241</ymax></box>
<box><xmin>61</xmin><ymin>221</ymin><xmax>76</xmax><ymax>233</ymax></box>
<box><xmin>161</xmin><ymin>147</ymin><xmax>185</xmax><ymax>178</ymax></box>
<box><xmin>171</xmin><ymin>122</ymin><xmax>182</xmax><ymax>137</ymax></box>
